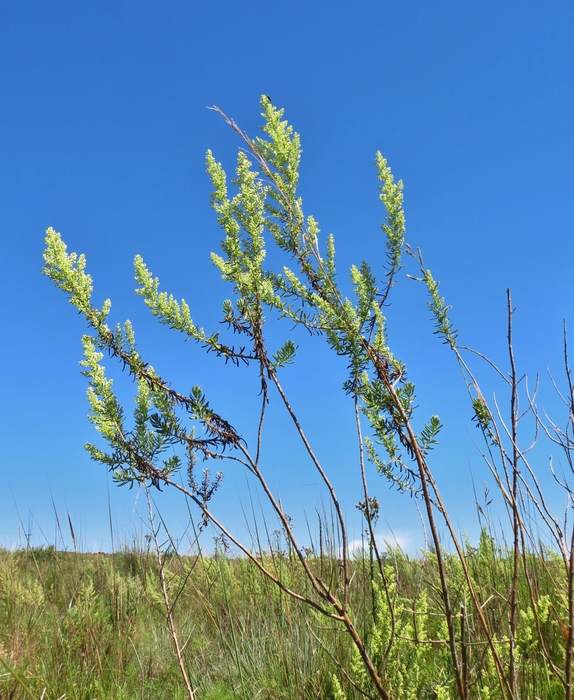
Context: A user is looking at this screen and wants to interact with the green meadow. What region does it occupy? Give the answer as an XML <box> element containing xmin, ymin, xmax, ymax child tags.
<box><xmin>0</xmin><ymin>530</ymin><xmax>568</xmax><ymax>699</ymax></box>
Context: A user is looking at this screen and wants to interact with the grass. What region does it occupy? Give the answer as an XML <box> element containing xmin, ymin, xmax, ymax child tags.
<box><xmin>0</xmin><ymin>530</ymin><xmax>569</xmax><ymax>700</ymax></box>
<box><xmin>0</xmin><ymin>541</ymin><xmax>347</xmax><ymax>699</ymax></box>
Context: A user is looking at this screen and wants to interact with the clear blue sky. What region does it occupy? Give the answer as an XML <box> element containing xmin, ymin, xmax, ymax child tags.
<box><xmin>1</xmin><ymin>2</ymin><xmax>573</xmax><ymax>553</ymax></box>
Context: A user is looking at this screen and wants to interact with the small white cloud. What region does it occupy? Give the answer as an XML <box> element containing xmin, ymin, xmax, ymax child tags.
<box><xmin>346</xmin><ymin>530</ymin><xmax>417</xmax><ymax>557</ymax></box>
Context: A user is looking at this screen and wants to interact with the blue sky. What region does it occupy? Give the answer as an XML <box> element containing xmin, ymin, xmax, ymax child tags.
<box><xmin>1</xmin><ymin>2</ymin><xmax>573</xmax><ymax>553</ymax></box>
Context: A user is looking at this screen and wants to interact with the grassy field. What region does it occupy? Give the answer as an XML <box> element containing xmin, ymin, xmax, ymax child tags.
<box><xmin>0</xmin><ymin>531</ymin><xmax>568</xmax><ymax>700</ymax></box>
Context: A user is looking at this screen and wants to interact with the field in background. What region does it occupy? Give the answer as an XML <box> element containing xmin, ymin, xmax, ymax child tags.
<box><xmin>0</xmin><ymin>530</ymin><xmax>567</xmax><ymax>700</ymax></box>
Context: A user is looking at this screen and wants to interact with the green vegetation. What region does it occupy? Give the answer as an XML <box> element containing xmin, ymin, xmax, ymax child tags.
<box><xmin>24</xmin><ymin>97</ymin><xmax>574</xmax><ymax>698</ymax></box>
<box><xmin>0</xmin><ymin>535</ymin><xmax>569</xmax><ymax>699</ymax></box>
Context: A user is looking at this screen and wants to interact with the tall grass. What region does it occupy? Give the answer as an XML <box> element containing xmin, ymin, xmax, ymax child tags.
<box><xmin>0</xmin><ymin>528</ymin><xmax>569</xmax><ymax>699</ymax></box>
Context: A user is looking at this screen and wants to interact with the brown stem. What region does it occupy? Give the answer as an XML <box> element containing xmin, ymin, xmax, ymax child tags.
<box><xmin>566</xmin><ymin>527</ymin><xmax>574</xmax><ymax>700</ymax></box>
<box><xmin>363</xmin><ymin>344</ymin><xmax>467</xmax><ymax>698</ymax></box>
<box><xmin>367</xmin><ymin>345</ymin><xmax>512</xmax><ymax>699</ymax></box>
<box><xmin>339</xmin><ymin>609</ymin><xmax>391</xmax><ymax>700</ymax></box>
<box><xmin>145</xmin><ymin>489</ymin><xmax>196</xmax><ymax>700</ymax></box>
<box><xmin>354</xmin><ymin>396</ymin><xmax>396</xmax><ymax>673</ymax></box>
<box><xmin>460</xmin><ymin>601</ymin><xmax>469</xmax><ymax>700</ymax></box>
<box><xmin>564</xmin><ymin>324</ymin><xmax>574</xmax><ymax>700</ymax></box>
<box><xmin>507</xmin><ymin>289</ymin><xmax>520</xmax><ymax>696</ymax></box>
